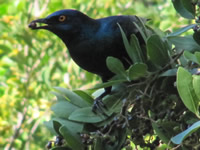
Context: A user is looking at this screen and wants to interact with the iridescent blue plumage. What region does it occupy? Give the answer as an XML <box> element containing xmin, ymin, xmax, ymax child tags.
<box><xmin>29</xmin><ymin>9</ymin><xmax>146</xmax><ymax>111</ymax></box>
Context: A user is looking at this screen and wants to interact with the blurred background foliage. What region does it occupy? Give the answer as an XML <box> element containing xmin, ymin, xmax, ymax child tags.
<box><xmin>0</xmin><ymin>0</ymin><xmax>190</xmax><ymax>149</ymax></box>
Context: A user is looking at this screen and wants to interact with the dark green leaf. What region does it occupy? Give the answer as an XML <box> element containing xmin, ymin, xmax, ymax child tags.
<box><xmin>171</xmin><ymin>121</ymin><xmax>200</xmax><ymax>144</ymax></box>
<box><xmin>177</xmin><ymin>67</ymin><xmax>199</xmax><ymax>115</ymax></box>
<box><xmin>168</xmin><ymin>35</ymin><xmax>200</xmax><ymax>52</ymax></box>
<box><xmin>172</xmin><ymin>0</ymin><xmax>195</xmax><ymax>19</ymax></box>
<box><xmin>69</xmin><ymin>107</ymin><xmax>108</xmax><ymax>123</ymax></box>
<box><xmin>74</xmin><ymin>90</ymin><xmax>93</xmax><ymax>105</ymax></box>
<box><xmin>167</xmin><ymin>24</ymin><xmax>196</xmax><ymax>37</ymax></box>
<box><xmin>51</xmin><ymin>101</ymin><xmax>79</xmax><ymax>118</ymax></box>
<box><xmin>152</xmin><ymin>122</ymin><xmax>171</xmax><ymax>145</ymax></box>
<box><xmin>128</xmin><ymin>63</ymin><xmax>148</xmax><ymax>80</ymax></box>
<box><xmin>147</xmin><ymin>34</ymin><xmax>170</xmax><ymax>66</ymax></box>
<box><xmin>53</xmin><ymin>120</ymin><xmax>62</xmax><ymax>136</ymax></box>
<box><xmin>54</xmin><ymin>87</ymin><xmax>90</xmax><ymax>107</ymax></box>
<box><xmin>106</xmin><ymin>56</ymin><xmax>127</xmax><ymax>79</ymax></box>
<box><xmin>60</xmin><ymin>125</ymin><xmax>83</xmax><ymax>150</ymax></box>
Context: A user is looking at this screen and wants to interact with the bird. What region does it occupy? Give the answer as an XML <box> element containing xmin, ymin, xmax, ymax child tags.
<box><xmin>29</xmin><ymin>9</ymin><xmax>146</xmax><ymax>113</ymax></box>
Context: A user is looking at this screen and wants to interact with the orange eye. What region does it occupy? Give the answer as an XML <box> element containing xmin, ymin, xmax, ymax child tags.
<box><xmin>59</xmin><ymin>15</ymin><xmax>66</xmax><ymax>22</ymax></box>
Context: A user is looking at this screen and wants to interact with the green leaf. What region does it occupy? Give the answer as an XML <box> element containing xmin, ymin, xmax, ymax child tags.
<box><xmin>167</xmin><ymin>24</ymin><xmax>196</xmax><ymax>37</ymax></box>
<box><xmin>74</xmin><ymin>90</ymin><xmax>93</xmax><ymax>105</ymax></box>
<box><xmin>54</xmin><ymin>87</ymin><xmax>90</xmax><ymax>107</ymax></box>
<box><xmin>51</xmin><ymin>101</ymin><xmax>79</xmax><ymax>118</ymax></box>
<box><xmin>117</xmin><ymin>24</ymin><xmax>136</xmax><ymax>63</ymax></box>
<box><xmin>171</xmin><ymin>121</ymin><xmax>200</xmax><ymax>144</ymax></box>
<box><xmin>133</xmin><ymin>16</ymin><xmax>149</xmax><ymax>43</ymax></box>
<box><xmin>172</xmin><ymin>0</ymin><xmax>195</xmax><ymax>19</ymax></box>
<box><xmin>130</xmin><ymin>34</ymin><xmax>144</xmax><ymax>62</ymax></box>
<box><xmin>160</xmin><ymin>68</ymin><xmax>177</xmax><ymax>77</ymax></box>
<box><xmin>53</xmin><ymin>120</ymin><xmax>62</xmax><ymax>136</ymax></box>
<box><xmin>184</xmin><ymin>51</ymin><xmax>200</xmax><ymax>65</ymax></box>
<box><xmin>60</xmin><ymin>125</ymin><xmax>83</xmax><ymax>150</ymax></box>
<box><xmin>147</xmin><ymin>34</ymin><xmax>170</xmax><ymax>66</ymax></box>
<box><xmin>128</xmin><ymin>63</ymin><xmax>148</xmax><ymax>80</ymax></box>
<box><xmin>151</xmin><ymin>122</ymin><xmax>171</xmax><ymax>145</ymax></box>
<box><xmin>106</xmin><ymin>56</ymin><xmax>127</xmax><ymax>79</ymax></box>
<box><xmin>69</xmin><ymin>107</ymin><xmax>108</xmax><ymax>123</ymax></box>
<box><xmin>193</xmin><ymin>75</ymin><xmax>200</xmax><ymax>101</ymax></box>
<box><xmin>177</xmin><ymin>67</ymin><xmax>199</xmax><ymax>115</ymax></box>
<box><xmin>195</xmin><ymin>52</ymin><xmax>200</xmax><ymax>63</ymax></box>
<box><xmin>168</xmin><ymin>35</ymin><xmax>200</xmax><ymax>52</ymax></box>
<box><xmin>53</xmin><ymin>118</ymin><xmax>83</xmax><ymax>133</ymax></box>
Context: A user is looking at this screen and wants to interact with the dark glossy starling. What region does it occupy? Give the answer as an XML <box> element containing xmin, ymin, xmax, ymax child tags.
<box><xmin>29</xmin><ymin>9</ymin><xmax>145</xmax><ymax>112</ymax></box>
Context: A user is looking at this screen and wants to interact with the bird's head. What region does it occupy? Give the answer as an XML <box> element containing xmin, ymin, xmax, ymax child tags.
<box><xmin>29</xmin><ymin>9</ymin><xmax>94</xmax><ymax>40</ymax></box>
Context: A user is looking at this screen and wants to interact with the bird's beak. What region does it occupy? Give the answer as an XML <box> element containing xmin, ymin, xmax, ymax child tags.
<box><xmin>28</xmin><ymin>18</ymin><xmax>49</xmax><ymax>30</ymax></box>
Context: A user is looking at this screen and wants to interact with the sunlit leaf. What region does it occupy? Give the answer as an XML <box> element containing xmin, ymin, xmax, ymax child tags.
<box><xmin>167</xmin><ymin>24</ymin><xmax>196</xmax><ymax>37</ymax></box>
<box><xmin>177</xmin><ymin>67</ymin><xmax>199</xmax><ymax>115</ymax></box>
<box><xmin>171</xmin><ymin>121</ymin><xmax>200</xmax><ymax>144</ymax></box>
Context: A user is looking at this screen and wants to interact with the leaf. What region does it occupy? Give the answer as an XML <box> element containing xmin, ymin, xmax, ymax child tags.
<box><xmin>54</xmin><ymin>87</ymin><xmax>90</xmax><ymax>107</ymax></box>
<box><xmin>60</xmin><ymin>125</ymin><xmax>83</xmax><ymax>150</ymax></box>
<box><xmin>177</xmin><ymin>67</ymin><xmax>199</xmax><ymax>115</ymax></box>
<box><xmin>128</xmin><ymin>63</ymin><xmax>148</xmax><ymax>80</ymax></box>
<box><xmin>53</xmin><ymin>118</ymin><xmax>83</xmax><ymax>133</ymax></box>
<box><xmin>167</xmin><ymin>24</ymin><xmax>196</xmax><ymax>37</ymax></box>
<box><xmin>184</xmin><ymin>51</ymin><xmax>200</xmax><ymax>65</ymax></box>
<box><xmin>69</xmin><ymin>107</ymin><xmax>108</xmax><ymax>123</ymax></box>
<box><xmin>151</xmin><ymin>122</ymin><xmax>171</xmax><ymax>145</ymax></box>
<box><xmin>53</xmin><ymin>120</ymin><xmax>62</xmax><ymax>136</ymax></box>
<box><xmin>133</xmin><ymin>16</ymin><xmax>149</xmax><ymax>43</ymax></box>
<box><xmin>147</xmin><ymin>34</ymin><xmax>170</xmax><ymax>67</ymax></box>
<box><xmin>51</xmin><ymin>91</ymin><xmax>68</xmax><ymax>101</ymax></box>
<box><xmin>117</xmin><ymin>24</ymin><xmax>136</xmax><ymax>63</ymax></box>
<box><xmin>172</xmin><ymin>0</ymin><xmax>195</xmax><ymax>19</ymax></box>
<box><xmin>192</xmin><ymin>75</ymin><xmax>200</xmax><ymax>101</ymax></box>
<box><xmin>51</xmin><ymin>101</ymin><xmax>79</xmax><ymax>118</ymax></box>
<box><xmin>171</xmin><ymin>121</ymin><xmax>200</xmax><ymax>144</ymax></box>
<box><xmin>195</xmin><ymin>52</ymin><xmax>200</xmax><ymax>63</ymax></box>
<box><xmin>160</xmin><ymin>68</ymin><xmax>177</xmax><ymax>77</ymax></box>
<box><xmin>74</xmin><ymin>90</ymin><xmax>93</xmax><ymax>105</ymax></box>
<box><xmin>106</xmin><ymin>56</ymin><xmax>127</xmax><ymax>79</ymax></box>
<box><xmin>130</xmin><ymin>34</ymin><xmax>144</xmax><ymax>62</ymax></box>
<box><xmin>168</xmin><ymin>35</ymin><xmax>200</xmax><ymax>52</ymax></box>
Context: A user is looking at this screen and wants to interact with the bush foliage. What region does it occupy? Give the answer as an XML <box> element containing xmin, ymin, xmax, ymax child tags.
<box><xmin>1</xmin><ymin>0</ymin><xmax>200</xmax><ymax>150</ymax></box>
